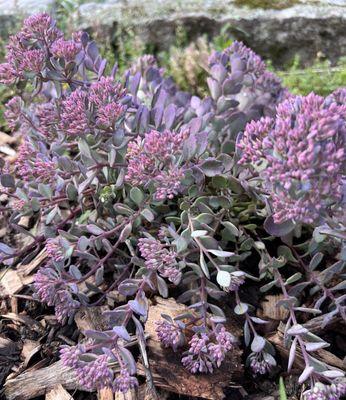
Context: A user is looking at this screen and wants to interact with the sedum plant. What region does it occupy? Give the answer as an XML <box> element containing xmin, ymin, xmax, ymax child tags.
<box><xmin>0</xmin><ymin>13</ymin><xmax>345</xmax><ymax>399</ymax></box>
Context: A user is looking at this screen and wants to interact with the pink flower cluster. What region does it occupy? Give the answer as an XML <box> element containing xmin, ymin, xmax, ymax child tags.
<box><xmin>138</xmin><ymin>238</ymin><xmax>181</xmax><ymax>284</ymax></box>
<box><xmin>59</xmin><ymin>90</ymin><xmax>89</xmax><ymax>136</ymax></box>
<box><xmin>4</xmin><ymin>97</ymin><xmax>23</xmax><ymax>131</ymax></box>
<box><xmin>14</xmin><ymin>141</ymin><xmax>57</xmax><ymax>183</ymax></box>
<box><xmin>35</xmin><ymin>102</ymin><xmax>58</xmax><ymax>138</ymax></box>
<box><xmin>59</xmin><ymin>77</ymin><xmax>126</xmax><ymax>136</ymax></box>
<box><xmin>60</xmin><ymin>345</ymin><xmax>138</xmax><ymax>393</ymax></box>
<box><xmin>51</xmin><ymin>38</ymin><xmax>80</xmax><ymax>62</ymax></box>
<box><xmin>12</xmin><ymin>199</ymin><xmax>26</xmax><ymax>211</ymax></box>
<box><xmin>181</xmin><ymin>325</ymin><xmax>235</xmax><ymax>373</ymax></box>
<box><xmin>155</xmin><ymin>320</ymin><xmax>185</xmax><ymax>351</ymax></box>
<box><xmin>113</xmin><ymin>369</ymin><xmax>138</xmax><ymax>393</ymax></box>
<box><xmin>303</xmin><ymin>381</ymin><xmax>346</xmax><ymax>400</ymax></box>
<box><xmin>45</xmin><ymin>238</ymin><xmax>65</xmax><ymax>263</ymax></box>
<box><xmin>249</xmin><ymin>351</ymin><xmax>273</xmax><ymax>375</ymax></box>
<box><xmin>156</xmin><ymin>322</ymin><xmax>234</xmax><ymax>373</ymax></box>
<box><xmin>21</xmin><ymin>13</ymin><xmax>61</xmax><ymax>43</ymax></box>
<box><xmin>126</xmin><ymin>129</ymin><xmax>187</xmax><ymax>200</ymax></box>
<box><xmin>0</xmin><ymin>13</ymin><xmax>62</xmax><ymax>84</ymax></box>
<box><xmin>238</xmin><ymin>92</ymin><xmax>346</xmax><ymax>224</ymax></box>
<box><xmin>89</xmin><ymin>77</ymin><xmax>126</xmax><ymax>128</ymax></box>
<box><xmin>34</xmin><ymin>266</ymin><xmax>80</xmax><ymax>323</ymax></box>
<box><xmin>60</xmin><ymin>344</ymin><xmax>85</xmax><ymax>368</ymax></box>
<box><xmin>75</xmin><ymin>355</ymin><xmax>114</xmax><ymax>390</ymax></box>
<box><xmin>226</xmin><ymin>271</ymin><xmax>246</xmax><ymax>292</ymax></box>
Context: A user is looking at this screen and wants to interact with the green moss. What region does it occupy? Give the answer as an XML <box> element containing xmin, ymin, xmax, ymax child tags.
<box><xmin>233</xmin><ymin>0</ymin><xmax>301</xmax><ymax>10</ymax></box>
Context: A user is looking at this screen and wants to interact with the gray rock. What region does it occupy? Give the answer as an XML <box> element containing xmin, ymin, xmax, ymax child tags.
<box><xmin>0</xmin><ymin>0</ymin><xmax>54</xmax><ymax>15</ymax></box>
<box><xmin>0</xmin><ymin>0</ymin><xmax>345</xmax><ymax>65</ymax></box>
<box><xmin>0</xmin><ymin>0</ymin><xmax>55</xmax><ymax>36</ymax></box>
<box><xmin>72</xmin><ymin>0</ymin><xmax>346</xmax><ymax>65</ymax></box>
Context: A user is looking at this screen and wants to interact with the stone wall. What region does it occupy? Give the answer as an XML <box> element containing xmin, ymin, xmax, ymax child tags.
<box><xmin>0</xmin><ymin>0</ymin><xmax>345</xmax><ymax>65</ymax></box>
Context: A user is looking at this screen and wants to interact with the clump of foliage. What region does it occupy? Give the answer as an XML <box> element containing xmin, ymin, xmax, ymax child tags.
<box><xmin>164</xmin><ymin>37</ymin><xmax>210</xmax><ymax>97</ymax></box>
<box><xmin>0</xmin><ymin>14</ymin><xmax>345</xmax><ymax>399</ymax></box>
<box><xmin>161</xmin><ymin>25</ymin><xmax>233</xmax><ymax>97</ymax></box>
<box><xmin>278</xmin><ymin>56</ymin><xmax>346</xmax><ymax>97</ymax></box>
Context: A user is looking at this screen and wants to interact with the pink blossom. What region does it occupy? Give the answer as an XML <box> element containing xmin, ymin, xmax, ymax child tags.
<box><xmin>238</xmin><ymin>93</ymin><xmax>346</xmax><ymax>224</ymax></box>
<box><xmin>126</xmin><ymin>129</ymin><xmax>187</xmax><ymax>200</ymax></box>
<box><xmin>59</xmin><ymin>89</ymin><xmax>89</xmax><ymax>136</ymax></box>
<box><xmin>51</xmin><ymin>38</ymin><xmax>80</xmax><ymax>62</ymax></box>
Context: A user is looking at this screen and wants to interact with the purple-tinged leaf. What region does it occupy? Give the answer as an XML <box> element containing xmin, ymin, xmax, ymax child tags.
<box><xmin>222</xmin><ymin>79</ymin><xmax>242</xmax><ymax>95</ymax></box>
<box><xmin>118</xmin><ymin>346</ymin><xmax>137</xmax><ymax>375</ymax></box>
<box><xmin>113</xmin><ymin>325</ymin><xmax>131</xmax><ymax>341</ymax></box>
<box><xmin>234</xmin><ymin>302</ymin><xmax>249</xmax><ymax>315</ymax></box>
<box><xmin>81</xmin><ymin>32</ymin><xmax>89</xmax><ymax>47</ymax></box>
<box><xmin>210</xmin><ymin>64</ymin><xmax>227</xmax><ymax>82</ymax></box>
<box><xmin>128</xmin><ymin>298</ymin><xmax>147</xmax><ymax>317</ymax></box>
<box><xmin>0</xmin><ymin>243</ymin><xmax>15</xmax><ymax>255</ymax></box>
<box><xmin>207</xmin><ymin>77</ymin><xmax>221</xmax><ymax>100</ymax></box>
<box><xmin>164</xmin><ymin>103</ymin><xmax>176</xmax><ymax>129</ymax></box>
<box><xmin>79</xmin><ymin>353</ymin><xmax>98</xmax><ymax>362</ymax></box>
<box><xmin>118</xmin><ymin>279</ymin><xmax>139</xmax><ymax>296</ymax></box>
<box><xmin>153</xmin><ymin>106</ymin><xmax>164</xmax><ymax>128</ymax></box>
<box><xmin>200</xmin><ymin>159</ymin><xmax>224</xmax><ymax>177</ymax></box>
<box><xmin>264</xmin><ymin>216</ymin><xmax>295</xmax><ymax>237</ymax></box>
<box><xmin>69</xmin><ymin>265</ymin><xmax>82</xmax><ymax>280</ymax></box>
<box><xmin>86</xmin><ymin>41</ymin><xmax>99</xmax><ymax>60</ymax></box>
<box><xmin>321</xmin><ymin>370</ymin><xmax>344</xmax><ymax>378</ymax></box>
<box><xmin>84</xmin><ymin>330</ymin><xmax>109</xmax><ymax>341</ymax></box>
<box><xmin>132</xmin><ymin>315</ymin><xmax>144</xmax><ymax>336</ymax></box>
<box><xmin>0</xmin><ymin>174</ymin><xmax>15</xmax><ymax>188</ymax></box>
<box><xmin>251</xmin><ymin>335</ymin><xmax>265</xmax><ymax>353</ymax></box>
<box><xmin>208</xmin><ymin>249</ymin><xmax>235</xmax><ymax>258</ymax></box>
<box><xmin>119</xmin><ymin>223</ymin><xmax>132</xmax><ymax>242</ymax></box>
<box><xmin>287</xmin><ymin>324</ymin><xmax>308</xmax><ymax>336</ymax></box>
<box><xmin>309</xmin><ymin>252</ymin><xmax>324</xmax><ymax>271</ymax></box>
<box><xmin>97</xmin><ymin>59</ymin><xmax>107</xmax><ymax>79</ymax></box>
<box><xmin>78</xmin><ymin>236</ymin><xmax>90</xmax><ymax>252</ymax></box>
<box><xmin>130</xmin><ymin>72</ymin><xmax>141</xmax><ymax>95</ymax></box>
<box><xmin>287</xmin><ymin>337</ymin><xmax>297</xmax><ymax>372</ymax></box>
<box><xmin>298</xmin><ymin>366</ymin><xmax>314</xmax><ymax>384</ymax></box>
<box><xmin>305</xmin><ymin>342</ymin><xmax>329</xmax><ymax>352</ymax></box>
<box><xmin>86</xmin><ymin>224</ymin><xmax>105</xmax><ymax>236</ymax></box>
<box><xmin>95</xmin><ymin>266</ymin><xmax>104</xmax><ymax>285</ymax></box>
<box><xmin>250</xmin><ymin>317</ymin><xmax>269</xmax><ymax>325</ymax></box>
<box><xmin>157</xmin><ymin>274</ymin><xmax>168</xmax><ymax>298</ymax></box>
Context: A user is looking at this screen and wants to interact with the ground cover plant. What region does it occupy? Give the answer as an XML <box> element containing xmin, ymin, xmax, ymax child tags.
<box><xmin>0</xmin><ymin>13</ymin><xmax>345</xmax><ymax>400</ymax></box>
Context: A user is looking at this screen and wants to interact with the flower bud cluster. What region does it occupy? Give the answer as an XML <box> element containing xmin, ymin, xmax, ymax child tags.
<box><xmin>0</xmin><ymin>13</ymin><xmax>62</xmax><ymax>84</ymax></box>
<box><xmin>138</xmin><ymin>238</ymin><xmax>181</xmax><ymax>284</ymax></box>
<box><xmin>60</xmin><ymin>345</ymin><xmax>138</xmax><ymax>393</ymax></box>
<box><xmin>156</xmin><ymin>321</ymin><xmax>235</xmax><ymax>373</ymax></box>
<box><xmin>238</xmin><ymin>92</ymin><xmax>346</xmax><ymax>224</ymax></box>
<box><xmin>34</xmin><ymin>265</ymin><xmax>80</xmax><ymax>323</ymax></box>
<box><xmin>155</xmin><ymin>320</ymin><xmax>185</xmax><ymax>351</ymax></box>
<box><xmin>4</xmin><ymin>97</ymin><xmax>23</xmax><ymax>131</ymax></box>
<box><xmin>303</xmin><ymin>381</ymin><xmax>346</xmax><ymax>400</ymax></box>
<box><xmin>14</xmin><ymin>141</ymin><xmax>57</xmax><ymax>183</ymax></box>
<box><xmin>51</xmin><ymin>38</ymin><xmax>81</xmax><ymax>62</ymax></box>
<box><xmin>45</xmin><ymin>238</ymin><xmax>65</xmax><ymax>263</ymax></box>
<box><xmin>249</xmin><ymin>351</ymin><xmax>274</xmax><ymax>375</ymax></box>
<box><xmin>59</xmin><ymin>77</ymin><xmax>126</xmax><ymax>137</ymax></box>
<box><xmin>181</xmin><ymin>325</ymin><xmax>235</xmax><ymax>373</ymax></box>
<box><xmin>126</xmin><ymin>129</ymin><xmax>187</xmax><ymax>200</ymax></box>
<box><xmin>226</xmin><ymin>271</ymin><xmax>246</xmax><ymax>292</ymax></box>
